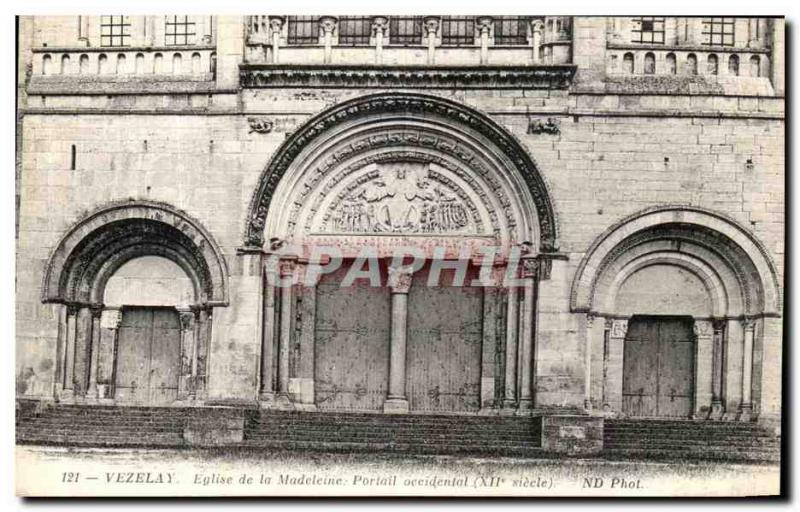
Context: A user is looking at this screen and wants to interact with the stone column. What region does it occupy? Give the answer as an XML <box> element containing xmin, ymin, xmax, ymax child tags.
<box><xmin>502</xmin><ymin>272</ymin><xmax>519</xmax><ymax>412</ymax></box>
<box><xmin>693</xmin><ymin>319</ymin><xmax>714</xmax><ymax>418</ymax></box>
<box><xmin>531</xmin><ymin>20</ymin><xmax>543</xmax><ymax>64</ymax></box>
<box><xmin>275</xmin><ymin>259</ymin><xmax>296</xmax><ymax>409</ymax></box>
<box><xmin>60</xmin><ymin>303</ymin><xmax>80</xmax><ymax>400</ymax></box>
<box><xmin>372</xmin><ymin>16</ymin><xmax>388</xmax><ymax>64</ymax></box>
<box><xmin>293</xmin><ymin>261</ymin><xmax>319</xmax><ymax>410</ymax></box>
<box><xmin>86</xmin><ymin>304</ymin><xmax>103</xmax><ymax>400</ymax></box>
<box><xmin>192</xmin><ymin>305</ymin><xmax>211</xmax><ymax>401</ymax></box>
<box><xmin>384</xmin><ymin>265</ymin><xmax>414</xmax><ymax>414</ymax></box>
<box><xmin>270</xmin><ymin>17</ymin><xmax>284</xmax><ymax>64</ymax></box>
<box><xmin>177</xmin><ymin>309</ymin><xmax>195</xmax><ymax>401</ymax></box>
<box><xmin>424</xmin><ymin>17</ymin><xmax>439</xmax><ymax>65</ymax></box>
<box><xmin>102</xmin><ymin>308</ymin><xmax>122</xmax><ymax>400</ymax></box>
<box><xmin>739</xmin><ymin>318</ymin><xmax>756</xmax><ymax>421</ymax></box>
<box><xmin>259</xmin><ymin>260</ymin><xmax>278</xmax><ymax>402</ymax></box>
<box><xmin>709</xmin><ymin>319</ymin><xmax>726</xmax><ymax>419</ymax></box>
<box><xmin>583</xmin><ymin>314</ymin><xmax>594</xmax><ymax>411</ymax></box>
<box><xmin>478</xmin><ymin>16</ymin><xmax>493</xmax><ymax>64</ymax></box>
<box><xmin>517</xmin><ymin>257</ymin><xmax>537</xmax><ymax>412</ymax></box>
<box><xmin>320</xmin><ymin>16</ymin><xmax>337</xmax><ymax>64</ymax></box>
<box><xmin>604</xmin><ymin>318</ymin><xmax>628</xmax><ymax>414</ymax></box>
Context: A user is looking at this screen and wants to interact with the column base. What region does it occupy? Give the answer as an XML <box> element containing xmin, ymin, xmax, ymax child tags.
<box><xmin>707</xmin><ymin>401</ymin><xmax>724</xmax><ymax>420</ymax></box>
<box><xmin>273</xmin><ymin>393</ymin><xmax>295</xmax><ymax>411</ymax></box>
<box><xmin>738</xmin><ymin>403</ymin><xmax>753</xmax><ymax>422</ymax></box>
<box><xmin>516</xmin><ymin>398</ymin><xmax>534</xmax><ymax>415</ymax></box>
<box><xmin>383</xmin><ymin>398</ymin><xmax>409</xmax><ymax>414</ymax></box>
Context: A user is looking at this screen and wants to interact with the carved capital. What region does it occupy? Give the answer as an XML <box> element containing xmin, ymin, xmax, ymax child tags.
<box><xmin>179</xmin><ymin>311</ymin><xmax>195</xmax><ymax>331</ymax></box>
<box><xmin>423</xmin><ymin>16</ymin><xmax>440</xmax><ymax>35</ymax></box>
<box><xmin>269</xmin><ymin>17</ymin><xmax>284</xmax><ymax>33</ymax></box>
<box><xmin>89</xmin><ymin>303</ymin><xmax>104</xmax><ymax>318</ymax></box>
<box><xmin>66</xmin><ymin>303</ymin><xmax>81</xmax><ymax>316</ymax></box>
<box><xmin>521</xmin><ymin>257</ymin><xmax>538</xmax><ymax>279</ymax></box>
<box><xmin>531</xmin><ymin>20</ymin><xmax>544</xmax><ymax>35</ymax></box>
<box><xmin>372</xmin><ymin>16</ymin><xmax>389</xmax><ymax>36</ymax></box>
<box><xmin>279</xmin><ymin>259</ymin><xmax>296</xmax><ymax>278</ymax></box>
<box><xmin>477</xmin><ymin>16</ymin><xmax>493</xmax><ymax>35</ymax></box>
<box><xmin>741</xmin><ymin>317</ymin><xmax>756</xmax><ymax>332</ymax></box>
<box><xmin>610</xmin><ymin>319</ymin><xmax>628</xmax><ymax>339</ymax></box>
<box><xmin>693</xmin><ymin>319</ymin><xmax>713</xmax><ymax>338</ymax></box>
<box><xmin>320</xmin><ymin>16</ymin><xmax>337</xmax><ymax>35</ymax></box>
<box><xmin>388</xmin><ymin>265</ymin><xmax>415</xmax><ymax>294</ymax></box>
<box><xmin>712</xmin><ymin>318</ymin><xmax>727</xmax><ymax>333</ymax></box>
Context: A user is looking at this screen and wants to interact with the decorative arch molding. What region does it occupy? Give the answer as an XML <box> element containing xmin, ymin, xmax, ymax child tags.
<box><xmin>243</xmin><ymin>92</ymin><xmax>559</xmax><ymax>253</ymax></box>
<box><xmin>571</xmin><ymin>205</ymin><xmax>781</xmax><ymax>317</ymax></box>
<box><xmin>42</xmin><ymin>200</ymin><xmax>229</xmax><ymax>306</ymax></box>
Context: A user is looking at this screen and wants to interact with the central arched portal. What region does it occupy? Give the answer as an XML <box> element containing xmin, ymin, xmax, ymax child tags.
<box><xmin>246</xmin><ymin>93</ymin><xmax>558</xmax><ymax>415</ymax></box>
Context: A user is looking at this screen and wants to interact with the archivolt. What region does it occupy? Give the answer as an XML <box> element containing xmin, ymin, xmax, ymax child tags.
<box><xmin>42</xmin><ymin>200</ymin><xmax>229</xmax><ymax>306</ymax></box>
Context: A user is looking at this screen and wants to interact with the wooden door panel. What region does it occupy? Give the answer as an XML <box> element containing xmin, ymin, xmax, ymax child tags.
<box><xmin>656</xmin><ymin>319</ymin><xmax>694</xmax><ymax>417</ymax></box>
<box><xmin>315</xmin><ymin>267</ymin><xmax>390</xmax><ymax>411</ymax></box>
<box><xmin>406</xmin><ymin>268</ymin><xmax>483</xmax><ymax>413</ymax></box>
<box><xmin>148</xmin><ymin>310</ymin><xmax>181</xmax><ymax>405</ymax></box>
<box><xmin>623</xmin><ymin>317</ymin><xmax>694</xmax><ymax>418</ymax></box>
<box><xmin>115</xmin><ymin>309</ymin><xmax>152</xmax><ymax>404</ymax></box>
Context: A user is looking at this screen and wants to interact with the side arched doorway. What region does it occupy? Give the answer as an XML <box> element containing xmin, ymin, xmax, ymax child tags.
<box><xmin>571</xmin><ymin>206</ymin><xmax>781</xmax><ymax>421</ymax></box>
<box><xmin>244</xmin><ymin>93</ymin><xmax>559</xmax><ymax>415</ymax></box>
<box><xmin>42</xmin><ymin>201</ymin><xmax>229</xmax><ymax>405</ymax></box>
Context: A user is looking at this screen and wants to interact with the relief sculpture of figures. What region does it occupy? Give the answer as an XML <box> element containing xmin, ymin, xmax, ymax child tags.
<box><xmin>333</xmin><ymin>166</ymin><xmax>469</xmax><ymax>234</ymax></box>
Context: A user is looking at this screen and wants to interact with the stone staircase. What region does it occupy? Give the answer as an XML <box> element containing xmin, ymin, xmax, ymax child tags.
<box><xmin>16</xmin><ymin>403</ymin><xmax>188</xmax><ymax>447</ymax></box>
<box><xmin>243</xmin><ymin>410</ymin><xmax>544</xmax><ymax>457</ymax></box>
<box><xmin>603</xmin><ymin>419</ymin><xmax>781</xmax><ymax>463</ymax></box>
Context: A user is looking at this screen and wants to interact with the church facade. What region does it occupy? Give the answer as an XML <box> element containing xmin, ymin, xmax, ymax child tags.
<box><xmin>16</xmin><ymin>16</ymin><xmax>784</xmax><ymax>435</ymax></box>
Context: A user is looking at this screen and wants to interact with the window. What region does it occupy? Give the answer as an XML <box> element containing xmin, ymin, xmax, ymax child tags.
<box><xmin>707</xmin><ymin>54</ymin><xmax>718</xmax><ymax>75</ymax></box>
<box><xmin>686</xmin><ymin>53</ymin><xmax>698</xmax><ymax>75</ymax></box>
<box><xmin>631</xmin><ymin>17</ymin><xmax>664</xmax><ymax>44</ymax></box>
<box><xmin>389</xmin><ymin>16</ymin><xmax>423</xmax><ymax>45</ymax></box>
<box><xmin>750</xmin><ymin>55</ymin><xmax>761</xmax><ymax>77</ymax></box>
<box><xmin>338</xmin><ymin>16</ymin><xmax>372</xmax><ymax>45</ymax></box>
<box><xmin>623</xmin><ymin>52</ymin><xmax>634</xmax><ymax>74</ymax></box>
<box><xmin>100</xmin><ymin>15</ymin><xmax>131</xmax><ymax>47</ymax></box>
<box><xmin>494</xmin><ymin>16</ymin><xmax>528</xmax><ymax>45</ymax></box>
<box><xmin>666</xmin><ymin>53</ymin><xmax>676</xmax><ymax>74</ymax></box>
<box><xmin>165</xmin><ymin>16</ymin><xmax>196</xmax><ymax>46</ymax></box>
<box><xmin>728</xmin><ymin>54</ymin><xmax>740</xmax><ymax>76</ymax></box>
<box><xmin>287</xmin><ymin>16</ymin><xmax>320</xmax><ymax>45</ymax></box>
<box><xmin>644</xmin><ymin>52</ymin><xmax>656</xmax><ymax>74</ymax></box>
<box><xmin>702</xmin><ymin>17</ymin><xmax>735</xmax><ymax>46</ymax></box>
<box><xmin>441</xmin><ymin>16</ymin><xmax>475</xmax><ymax>46</ymax></box>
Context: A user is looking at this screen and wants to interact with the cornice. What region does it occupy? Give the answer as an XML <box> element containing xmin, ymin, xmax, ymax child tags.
<box><xmin>239</xmin><ymin>64</ymin><xmax>576</xmax><ymax>90</ymax></box>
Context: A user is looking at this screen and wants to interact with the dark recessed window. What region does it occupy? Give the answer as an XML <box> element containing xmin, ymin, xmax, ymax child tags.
<box><xmin>287</xmin><ymin>16</ymin><xmax>320</xmax><ymax>45</ymax></box>
<box><xmin>389</xmin><ymin>16</ymin><xmax>423</xmax><ymax>45</ymax></box>
<box><xmin>631</xmin><ymin>17</ymin><xmax>664</xmax><ymax>44</ymax></box>
<box><xmin>165</xmin><ymin>16</ymin><xmax>196</xmax><ymax>46</ymax></box>
<box><xmin>100</xmin><ymin>15</ymin><xmax>131</xmax><ymax>47</ymax></box>
<box><xmin>494</xmin><ymin>16</ymin><xmax>529</xmax><ymax>45</ymax></box>
<box><xmin>338</xmin><ymin>16</ymin><xmax>372</xmax><ymax>45</ymax></box>
<box><xmin>702</xmin><ymin>17</ymin><xmax>735</xmax><ymax>46</ymax></box>
<box><xmin>441</xmin><ymin>16</ymin><xmax>475</xmax><ymax>46</ymax></box>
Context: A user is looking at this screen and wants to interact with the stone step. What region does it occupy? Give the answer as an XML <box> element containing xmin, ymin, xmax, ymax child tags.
<box><xmin>249</xmin><ymin>413</ymin><xmax>537</xmax><ymax>425</ymax></box>
<box><xmin>245</xmin><ymin>432</ymin><xmax>539</xmax><ymax>444</ymax></box>
<box><xmin>603</xmin><ymin>432</ymin><xmax>779</xmax><ymax>443</ymax></box>
<box><xmin>237</xmin><ymin>439</ymin><xmax>546</xmax><ymax>457</ymax></box>
<box><xmin>26</xmin><ymin>417</ymin><xmax>187</xmax><ymax>427</ymax></box>
<box><xmin>604</xmin><ymin>439</ymin><xmax>781</xmax><ymax>451</ymax></box>
<box><xmin>602</xmin><ymin>448</ymin><xmax>780</xmax><ymax>463</ymax></box>
<box><xmin>247</xmin><ymin>422</ymin><xmax>537</xmax><ymax>434</ymax></box>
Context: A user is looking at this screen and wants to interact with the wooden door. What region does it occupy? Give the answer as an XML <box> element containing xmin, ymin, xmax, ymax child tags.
<box><xmin>406</xmin><ymin>266</ymin><xmax>483</xmax><ymax>413</ymax></box>
<box><xmin>622</xmin><ymin>316</ymin><xmax>694</xmax><ymax>418</ymax></box>
<box><xmin>314</xmin><ymin>265</ymin><xmax>391</xmax><ymax>411</ymax></box>
<box><xmin>115</xmin><ymin>308</ymin><xmax>180</xmax><ymax>405</ymax></box>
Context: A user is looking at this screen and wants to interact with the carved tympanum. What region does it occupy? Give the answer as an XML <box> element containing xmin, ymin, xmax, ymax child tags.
<box><xmin>330</xmin><ymin>164</ymin><xmax>470</xmax><ymax>235</ymax></box>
